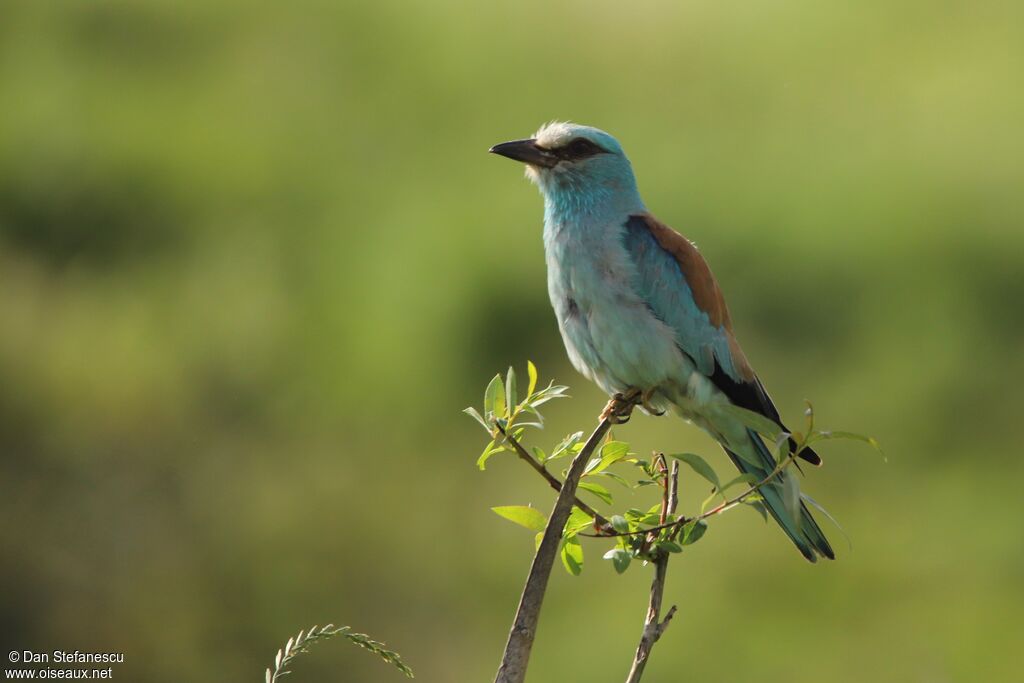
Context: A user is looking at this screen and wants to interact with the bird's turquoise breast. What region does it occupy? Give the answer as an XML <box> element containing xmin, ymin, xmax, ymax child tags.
<box><xmin>544</xmin><ymin>224</ymin><xmax>607</xmax><ymax>386</ymax></box>
<box><xmin>543</xmin><ymin>217</ymin><xmax>692</xmax><ymax>398</ymax></box>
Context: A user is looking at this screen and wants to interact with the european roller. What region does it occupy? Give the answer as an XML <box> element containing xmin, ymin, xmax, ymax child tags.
<box><xmin>490</xmin><ymin>122</ymin><xmax>833</xmax><ymax>562</ymax></box>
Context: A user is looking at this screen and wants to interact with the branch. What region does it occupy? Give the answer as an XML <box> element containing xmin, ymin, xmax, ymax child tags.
<box><xmin>493</xmin><ymin>394</ymin><xmax>638</xmax><ymax>683</ymax></box>
<box><xmin>625</xmin><ymin>555</ymin><xmax>676</xmax><ymax>683</ymax></box>
<box><xmin>624</xmin><ymin>459</ymin><xmax>679</xmax><ymax>683</ymax></box>
<box><xmin>667</xmin><ymin>460</ymin><xmax>679</xmax><ymax>523</ymax></box>
<box><xmin>496</xmin><ymin>423</ymin><xmax>612</xmax><ymax>532</ymax></box>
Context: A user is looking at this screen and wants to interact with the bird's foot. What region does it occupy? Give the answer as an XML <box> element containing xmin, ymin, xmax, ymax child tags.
<box><xmin>641</xmin><ymin>388</ymin><xmax>666</xmax><ymax>416</ymax></box>
<box><xmin>600</xmin><ymin>389</ymin><xmax>642</xmax><ymax>424</ymax></box>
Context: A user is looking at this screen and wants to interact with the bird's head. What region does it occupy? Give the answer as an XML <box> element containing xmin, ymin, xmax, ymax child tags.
<box><xmin>489</xmin><ymin>122</ymin><xmax>641</xmax><ymax>213</ymax></box>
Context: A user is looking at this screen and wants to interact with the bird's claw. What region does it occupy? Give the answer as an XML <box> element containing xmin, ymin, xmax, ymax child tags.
<box><xmin>641</xmin><ymin>388</ymin><xmax>666</xmax><ymax>416</ymax></box>
<box><xmin>600</xmin><ymin>389</ymin><xmax>642</xmax><ymax>424</ymax></box>
<box><xmin>600</xmin><ymin>388</ymin><xmax>665</xmax><ymax>423</ymax></box>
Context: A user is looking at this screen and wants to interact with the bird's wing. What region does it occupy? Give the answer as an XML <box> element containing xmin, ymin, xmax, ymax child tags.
<box><xmin>622</xmin><ymin>213</ymin><xmax>821</xmax><ymax>465</ymax></box>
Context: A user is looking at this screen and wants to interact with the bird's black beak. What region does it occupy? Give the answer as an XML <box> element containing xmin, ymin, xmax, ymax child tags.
<box><xmin>488</xmin><ymin>138</ymin><xmax>557</xmax><ymax>168</ymax></box>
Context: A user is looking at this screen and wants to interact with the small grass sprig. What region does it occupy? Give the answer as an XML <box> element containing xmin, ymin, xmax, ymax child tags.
<box><xmin>265</xmin><ymin>623</ymin><xmax>413</xmax><ymax>682</ymax></box>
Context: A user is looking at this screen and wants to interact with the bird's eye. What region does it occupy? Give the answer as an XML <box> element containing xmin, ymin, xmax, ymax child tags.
<box><xmin>552</xmin><ymin>137</ymin><xmax>605</xmax><ymax>162</ymax></box>
<box><xmin>567</xmin><ymin>138</ymin><xmax>596</xmax><ymax>156</ymax></box>
<box><xmin>557</xmin><ymin>137</ymin><xmax>602</xmax><ymax>161</ymax></box>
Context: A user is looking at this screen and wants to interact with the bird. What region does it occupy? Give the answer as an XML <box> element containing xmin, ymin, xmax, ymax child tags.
<box><xmin>489</xmin><ymin>122</ymin><xmax>833</xmax><ymax>562</ymax></box>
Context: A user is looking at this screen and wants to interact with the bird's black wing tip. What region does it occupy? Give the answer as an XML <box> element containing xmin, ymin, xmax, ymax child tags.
<box><xmin>796</xmin><ymin>443</ymin><xmax>823</xmax><ymax>466</ymax></box>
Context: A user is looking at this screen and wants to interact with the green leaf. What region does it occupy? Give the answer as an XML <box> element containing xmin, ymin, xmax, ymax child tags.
<box><xmin>610</xmin><ymin>515</ymin><xmax>630</xmax><ymax>534</ymax></box>
<box><xmin>532</xmin><ymin>446</ymin><xmax>547</xmax><ymax>462</ymax></box>
<box><xmin>491</xmin><ymin>505</ymin><xmax>547</xmax><ymax>532</ymax></box>
<box><xmin>529</xmin><ymin>382</ymin><xmax>570</xmax><ymax>408</ymax></box>
<box><xmin>702</xmin><ymin>473</ymin><xmax>759</xmax><ymax>510</ymax></box>
<box><xmin>578</xmin><ymin>481</ymin><xmax>613</xmax><ymax>505</ymax></box>
<box><xmin>782</xmin><ymin>472</ymin><xmax>801</xmax><ymax>525</ymax></box>
<box><xmin>721</xmin><ymin>404</ymin><xmax>785</xmax><ymax>441</ymax></box>
<box><xmin>565</xmin><ymin>507</ymin><xmax>593</xmax><ymax>536</ymax></box>
<box><xmin>527</xmin><ymin>360</ymin><xmax>538</xmax><ymax>398</ymax></box>
<box><xmin>583</xmin><ymin>441</ymin><xmax>630</xmax><ymax>476</ymax></box>
<box><xmin>484</xmin><ymin>374</ymin><xmax>506</xmax><ymax>419</ymax></box>
<box><xmin>681</xmin><ymin>520</ymin><xmax>708</xmax><ymax>545</ymax></box>
<box><xmin>633</xmin><ymin>505</ymin><xmax>661</xmax><ymax>526</ymax></box>
<box><xmin>722</xmin><ymin>440</ymin><xmax>765</xmax><ymax>469</ymax></box>
<box><xmin>809</xmin><ymin>430</ymin><xmax>886</xmax><ymax>460</ymax></box>
<box><xmin>561</xmin><ymin>536</ymin><xmax>583</xmax><ymax>575</ymax></box>
<box><xmin>720</xmin><ymin>473</ymin><xmax>759</xmax><ymax>492</ymax></box>
<box><xmin>669</xmin><ymin>453</ymin><xmax>720</xmax><ymax>489</ymax></box>
<box><xmin>549</xmin><ymin>431</ymin><xmax>584</xmax><ymax>461</ymax></box>
<box><xmin>505</xmin><ymin>366</ymin><xmax>517</xmax><ymax>414</ymax></box>
<box><xmin>700</xmin><ymin>489</ymin><xmax>719</xmax><ymax>513</ymax></box>
<box><xmin>595</xmin><ymin>441</ymin><xmax>630</xmax><ymax>470</ymax></box>
<box><xmin>656</xmin><ymin>540</ymin><xmax>684</xmax><ymax>554</ymax></box>
<box><xmin>593</xmin><ymin>470</ymin><xmax>633</xmax><ymax>488</ymax></box>
<box><xmin>477</xmin><ymin>440</ymin><xmax>505</xmax><ymax>470</ymax></box>
<box><xmin>603</xmin><ymin>547</ymin><xmax>632</xmax><ymax>573</ymax></box>
<box><xmin>772</xmin><ymin>431</ymin><xmax>791</xmax><ymax>463</ymax></box>
<box><xmin>624</xmin><ymin>508</ymin><xmax>646</xmax><ymax>521</ymax></box>
<box><xmin>746</xmin><ymin>500</ymin><xmax>769</xmax><ymax>522</ymax></box>
<box><xmin>463</xmin><ymin>406</ymin><xmax>490</xmax><ymax>431</ymax></box>
<box><xmin>522</xmin><ymin>404</ymin><xmax>544</xmax><ymax>418</ymax></box>
<box><xmin>801</xmin><ymin>492</ymin><xmax>851</xmax><ymax>548</ymax></box>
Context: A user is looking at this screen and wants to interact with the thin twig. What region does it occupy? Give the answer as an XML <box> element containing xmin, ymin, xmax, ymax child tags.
<box><xmin>625</xmin><ymin>460</ymin><xmax>679</xmax><ymax>683</ymax></box>
<box><xmin>493</xmin><ymin>394</ymin><xmax>638</xmax><ymax>683</ymax></box>
<box><xmin>625</xmin><ymin>555</ymin><xmax>675</xmax><ymax>683</ymax></box>
<box><xmin>667</xmin><ymin>461</ymin><xmax>679</xmax><ymax>521</ymax></box>
<box><xmin>656</xmin><ymin>454</ymin><xmax>669</xmax><ymax>525</ymax></box>
<box><xmin>495</xmin><ymin>424</ymin><xmax>612</xmax><ymax>532</ymax></box>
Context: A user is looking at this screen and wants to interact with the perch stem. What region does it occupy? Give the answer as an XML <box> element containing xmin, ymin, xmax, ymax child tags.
<box><xmin>625</xmin><ymin>459</ymin><xmax>679</xmax><ymax>683</ymax></box>
<box><xmin>493</xmin><ymin>394</ymin><xmax>638</xmax><ymax>683</ymax></box>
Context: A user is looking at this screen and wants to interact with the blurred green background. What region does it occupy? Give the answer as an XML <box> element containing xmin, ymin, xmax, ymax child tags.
<box><xmin>1</xmin><ymin>1</ymin><xmax>1022</xmax><ymax>681</ymax></box>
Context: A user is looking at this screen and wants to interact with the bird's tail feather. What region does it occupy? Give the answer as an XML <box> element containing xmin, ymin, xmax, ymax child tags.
<box><xmin>723</xmin><ymin>429</ymin><xmax>834</xmax><ymax>562</ymax></box>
